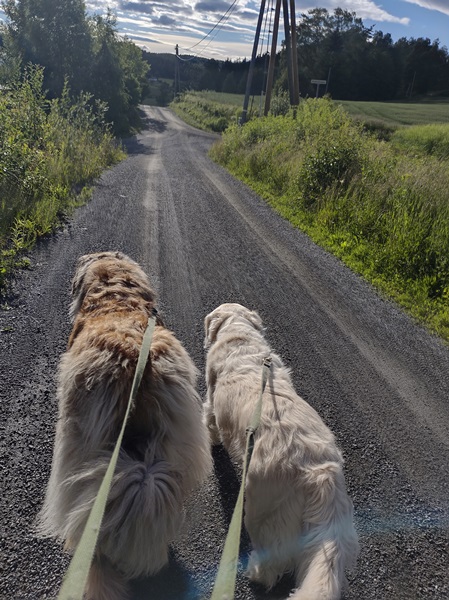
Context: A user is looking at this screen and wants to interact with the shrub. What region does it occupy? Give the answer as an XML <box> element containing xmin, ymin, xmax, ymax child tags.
<box><xmin>0</xmin><ymin>66</ymin><xmax>123</xmax><ymax>292</ymax></box>
<box><xmin>210</xmin><ymin>98</ymin><xmax>449</xmax><ymax>339</ymax></box>
<box><xmin>270</xmin><ymin>90</ymin><xmax>290</xmax><ymax>117</ymax></box>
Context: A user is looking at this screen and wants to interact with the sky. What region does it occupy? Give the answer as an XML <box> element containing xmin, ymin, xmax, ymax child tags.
<box><xmin>0</xmin><ymin>1</ymin><xmax>448</xmax><ymax>60</ymax></box>
<box><xmin>81</xmin><ymin>0</ymin><xmax>449</xmax><ymax>60</ymax></box>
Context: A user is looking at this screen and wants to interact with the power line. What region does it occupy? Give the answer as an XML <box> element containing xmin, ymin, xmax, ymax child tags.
<box><xmin>177</xmin><ymin>1</ymin><xmax>239</xmax><ymax>60</ymax></box>
<box><xmin>184</xmin><ymin>0</ymin><xmax>239</xmax><ymax>52</ymax></box>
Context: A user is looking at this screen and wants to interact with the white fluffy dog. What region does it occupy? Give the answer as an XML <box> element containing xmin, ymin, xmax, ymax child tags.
<box><xmin>204</xmin><ymin>303</ymin><xmax>359</xmax><ymax>600</ymax></box>
<box><xmin>37</xmin><ymin>252</ymin><xmax>212</xmax><ymax>600</ymax></box>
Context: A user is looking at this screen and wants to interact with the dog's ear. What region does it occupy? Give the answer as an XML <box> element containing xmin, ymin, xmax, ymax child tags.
<box><xmin>69</xmin><ymin>254</ymin><xmax>102</xmax><ymax>321</ymax></box>
<box><xmin>245</xmin><ymin>309</ymin><xmax>263</xmax><ymax>331</ymax></box>
<box><xmin>204</xmin><ymin>311</ymin><xmax>225</xmax><ymax>349</ymax></box>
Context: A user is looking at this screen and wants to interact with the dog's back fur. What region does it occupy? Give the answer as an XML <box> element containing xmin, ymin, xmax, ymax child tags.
<box><xmin>37</xmin><ymin>252</ymin><xmax>212</xmax><ymax>599</ymax></box>
<box><xmin>204</xmin><ymin>303</ymin><xmax>359</xmax><ymax>600</ymax></box>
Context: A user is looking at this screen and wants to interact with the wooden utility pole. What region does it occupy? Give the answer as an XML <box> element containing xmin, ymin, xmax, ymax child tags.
<box><xmin>174</xmin><ymin>44</ymin><xmax>180</xmax><ymax>97</ymax></box>
<box><xmin>241</xmin><ymin>0</ymin><xmax>267</xmax><ymax>124</ymax></box>
<box><xmin>264</xmin><ymin>0</ymin><xmax>299</xmax><ymax>114</ymax></box>
<box><xmin>290</xmin><ymin>0</ymin><xmax>300</xmax><ymax>104</ymax></box>
<box><xmin>264</xmin><ymin>0</ymin><xmax>282</xmax><ymax>116</ymax></box>
<box><xmin>282</xmin><ymin>0</ymin><xmax>294</xmax><ymax>105</ymax></box>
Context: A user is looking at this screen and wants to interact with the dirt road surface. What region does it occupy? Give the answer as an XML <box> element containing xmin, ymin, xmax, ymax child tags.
<box><xmin>1</xmin><ymin>106</ymin><xmax>448</xmax><ymax>600</ymax></box>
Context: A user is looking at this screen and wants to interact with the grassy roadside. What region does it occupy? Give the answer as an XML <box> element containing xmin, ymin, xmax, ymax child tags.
<box><xmin>171</xmin><ymin>90</ymin><xmax>266</xmax><ymax>132</ymax></box>
<box><xmin>208</xmin><ymin>99</ymin><xmax>449</xmax><ymax>342</ymax></box>
<box><xmin>171</xmin><ymin>91</ymin><xmax>242</xmax><ymax>132</ymax></box>
<box><xmin>0</xmin><ymin>67</ymin><xmax>124</xmax><ymax>294</ymax></box>
<box><xmin>171</xmin><ymin>90</ymin><xmax>449</xmax><ymax>131</ymax></box>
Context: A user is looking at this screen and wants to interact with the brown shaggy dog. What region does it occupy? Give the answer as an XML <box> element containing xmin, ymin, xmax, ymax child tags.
<box><xmin>37</xmin><ymin>251</ymin><xmax>212</xmax><ymax>600</ymax></box>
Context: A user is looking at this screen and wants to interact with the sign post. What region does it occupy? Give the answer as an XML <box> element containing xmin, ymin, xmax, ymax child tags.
<box><xmin>311</xmin><ymin>79</ymin><xmax>327</xmax><ymax>98</ymax></box>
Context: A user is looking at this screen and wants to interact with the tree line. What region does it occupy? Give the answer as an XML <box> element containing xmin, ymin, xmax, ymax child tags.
<box><xmin>150</xmin><ymin>7</ymin><xmax>449</xmax><ymax>103</ymax></box>
<box><xmin>289</xmin><ymin>7</ymin><xmax>449</xmax><ymax>101</ymax></box>
<box><xmin>0</xmin><ymin>0</ymin><xmax>150</xmax><ymax>133</ymax></box>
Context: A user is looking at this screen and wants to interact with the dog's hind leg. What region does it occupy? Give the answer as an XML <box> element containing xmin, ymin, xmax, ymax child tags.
<box><xmin>244</xmin><ymin>478</ymin><xmax>304</xmax><ymax>589</ymax></box>
<box><xmin>289</xmin><ymin>463</ymin><xmax>359</xmax><ymax>600</ymax></box>
<box><xmin>203</xmin><ymin>399</ymin><xmax>221</xmax><ymax>446</ymax></box>
<box><xmin>86</xmin><ymin>554</ymin><xmax>129</xmax><ymax>600</ymax></box>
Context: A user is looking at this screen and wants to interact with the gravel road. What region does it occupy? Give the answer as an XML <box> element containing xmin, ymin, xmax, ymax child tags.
<box><xmin>1</xmin><ymin>106</ymin><xmax>448</xmax><ymax>600</ymax></box>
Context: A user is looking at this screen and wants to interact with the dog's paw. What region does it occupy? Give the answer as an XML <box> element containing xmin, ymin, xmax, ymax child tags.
<box><xmin>246</xmin><ymin>551</ymin><xmax>280</xmax><ymax>589</ymax></box>
<box><xmin>246</xmin><ymin>550</ymin><xmax>262</xmax><ymax>582</ymax></box>
<box><xmin>208</xmin><ymin>424</ymin><xmax>222</xmax><ymax>446</ymax></box>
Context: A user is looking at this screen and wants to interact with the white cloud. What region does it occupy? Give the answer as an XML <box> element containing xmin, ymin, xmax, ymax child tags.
<box><xmin>300</xmin><ymin>1</ymin><xmax>409</xmax><ymax>25</ymax></box>
<box><xmin>401</xmin><ymin>0</ymin><xmax>449</xmax><ymax>17</ymax></box>
<box><xmin>10</xmin><ymin>0</ymin><xmax>447</xmax><ymax>60</ymax></box>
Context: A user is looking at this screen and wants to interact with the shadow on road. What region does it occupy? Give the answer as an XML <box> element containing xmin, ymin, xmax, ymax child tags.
<box><xmin>122</xmin><ymin>136</ymin><xmax>156</xmax><ymax>156</ymax></box>
<box><xmin>131</xmin><ymin>551</ymin><xmax>197</xmax><ymax>599</ymax></box>
<box><xmin>144</xmin><ymin>116</ymin><xmax>168</xmax><ymax>134</ymax></box>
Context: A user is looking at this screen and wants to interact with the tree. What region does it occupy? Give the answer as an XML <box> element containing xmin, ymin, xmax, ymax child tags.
<box><xmin>1</xmin><ymin>2</ymin><xmax>150</xmax><ymax>132</ymax></box>
<box><xmin>89</xmin><ymin>12</ymin><xmax>149</xmax><ymax>132</ymax></box>
<box><xmin>295</xmin><ymin>8</ymin><xmax>373</xmax><ymax>99</ymax></box>
<box><xmin>2</xmin><ymin>0</ymin><xmax>91</xmax><ymax>97</ymax></box>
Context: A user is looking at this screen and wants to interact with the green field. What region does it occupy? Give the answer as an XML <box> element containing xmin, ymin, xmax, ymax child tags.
<box><xmin>337</xmin><ymin>100</ymin><xmax>449</xmax><ymax>126</ymax></box>
<box><xmin>185</xmin><ymin>91</ymin><xmax>449</xmax><ymax>128</ymax></box>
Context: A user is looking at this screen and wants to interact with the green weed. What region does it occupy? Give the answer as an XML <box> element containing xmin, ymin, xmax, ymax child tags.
<box><xmin>211</xmin><ymin>98</ymin><xmax>449</xmax><ymax>341</ymax></box>
<box><xmin>0</xmin><ymin>66</ymin><xmax>124</xmax><ymax>294</ymax></box>
<box><xmin>391</xmin><ymin>124</ymin><xmax>449</xmax><ymax>159</ymax></box>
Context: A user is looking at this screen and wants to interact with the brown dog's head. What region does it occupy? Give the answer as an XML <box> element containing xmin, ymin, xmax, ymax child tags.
<box><xmin>69</xmin><ymin>251</ymin><xmax>157</xmax><ymax>321</ymax></box>
<box><xmin>204</xmin><ymin>303</ymin><xmax>263</xmax><ymax>349</ymax></box>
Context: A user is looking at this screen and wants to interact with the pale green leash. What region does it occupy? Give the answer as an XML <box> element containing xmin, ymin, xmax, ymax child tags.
<box><xmin>57</xmin><ymin>309</ymin><xmax>158</xmax><ymax>600</ymax></box>
<box><xmin>210</xmin><ymin>355</ymin><xmax>272</xmax><ymax>600</ymax></box>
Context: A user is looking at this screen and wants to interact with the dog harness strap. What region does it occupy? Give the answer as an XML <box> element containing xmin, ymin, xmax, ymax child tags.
<box><xmin>211</xmin><ymin>355</ymin><xmax>271</xmax><ymax>600</ymax></box>
<box><xmin>57</xmin><ymin>312</ymin><xmax>157</xmax><ymax>600</ymax></box>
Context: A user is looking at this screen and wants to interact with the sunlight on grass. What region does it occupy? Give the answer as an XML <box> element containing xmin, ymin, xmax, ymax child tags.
<box><xmin>209</xmin><ymin>98</ymin><xmax>449</xmax><ymax>342</ymax></box>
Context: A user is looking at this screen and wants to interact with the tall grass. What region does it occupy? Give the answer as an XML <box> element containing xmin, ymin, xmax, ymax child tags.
<box><xmin>0</xmin><ymin>66</ymin><xmax>124</xmax><ymax>291</ymax></box>
<box><xmin>211</xmin><ymin>98</ymin><xmax>449</xmax><ymax>340</ymax></box>
<box><xmin>171</xmin><ymin>91</ymin><xmax>241</xmax><ymax>132</ymax></box>
<box><xmin>392</xmin><ymin>123</ymin><xmax>449</xmax><ymax>159</ymax></box>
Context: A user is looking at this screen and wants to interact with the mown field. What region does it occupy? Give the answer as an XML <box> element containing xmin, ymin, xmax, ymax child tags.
<box><xmin>338</xmin><ymin>99</ymin><xmax>449</xmax><ymax>126</ymax></box>
<box><xmin>172</xmin><ymin>90</ymin><xmax>449</xmax><ymax>129</ymax></box>
<box><xmin>172</xmin><ymin>91</ymin><xmax>449</xmax><ymax>342</ymax></box>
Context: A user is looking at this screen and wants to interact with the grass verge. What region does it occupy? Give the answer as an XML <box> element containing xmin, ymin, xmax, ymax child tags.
<box><xmin>210</xmin><ymin>98</ymin><xmax>449</xmax><ymax>342</ymax></box>
<box><xmin>0</xmin><ymin>67</ymin><xmax>124</xmax><ymax>294</ymax></box>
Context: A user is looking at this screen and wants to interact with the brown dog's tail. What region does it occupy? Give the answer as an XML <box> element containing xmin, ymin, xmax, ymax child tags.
<box><xmin>94</xmin><ymin>453</ymin><xmax>185</xmax><ymax>579</ymax></box>
<box><xmin>54</xmin><ymin>452</ymin><xmax>185</xmax><ymax>594</ymax></box>
<box><xmin>85</xmin><ymin>554</ymin><xmax>129</xmax><ymax>600</ymax></box>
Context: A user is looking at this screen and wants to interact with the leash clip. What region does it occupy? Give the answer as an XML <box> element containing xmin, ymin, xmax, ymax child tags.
<box><xmin>263</xmin><ymin>355</ymin><xmax>272</xmax><ymax>369</ymax></box>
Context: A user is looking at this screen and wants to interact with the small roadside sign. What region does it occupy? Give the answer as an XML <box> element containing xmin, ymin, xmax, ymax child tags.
<box><xmin>311</xmin><ymin>79</ymin><xmax>327</xmax><ymax>97</ymax></box>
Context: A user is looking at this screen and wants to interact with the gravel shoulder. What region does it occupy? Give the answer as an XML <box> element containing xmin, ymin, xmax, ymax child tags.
<box><xmin>1</xmin><ymin>106</ymin><xmax>448</xmax><ymax>600</ymax></box>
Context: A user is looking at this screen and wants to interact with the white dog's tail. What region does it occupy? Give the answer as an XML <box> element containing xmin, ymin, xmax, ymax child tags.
<box><xmin>86</xmin><ymin>554</ymin><xmax>129</xmax><ymax>600</ymax></box>
<box><xmin>290</xmin><ymin>462</ymin><xmax>359</xmax><ymax>600</ymax></box>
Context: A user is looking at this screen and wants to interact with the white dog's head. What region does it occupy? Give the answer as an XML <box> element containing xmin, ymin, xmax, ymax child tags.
<box><xmin>204</xmin><ymin>303</ymin><xmax>263</xmax><ymax>348</ymax></box>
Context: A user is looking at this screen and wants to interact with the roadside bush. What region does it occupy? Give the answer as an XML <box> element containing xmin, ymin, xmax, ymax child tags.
<box><xmin>211</xmin><ymin>97</ymin><xmax>449</xmax><ymax>339</ymax></box>
<box><xmin>270</xmin><ymin>90</ymin><xmax>290</xmax><ymax>117</ymax></box>
<box><xmin>0</xmin><ymin>66</ymin><xmax>123</xmax><ymax>292</ymax></box>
